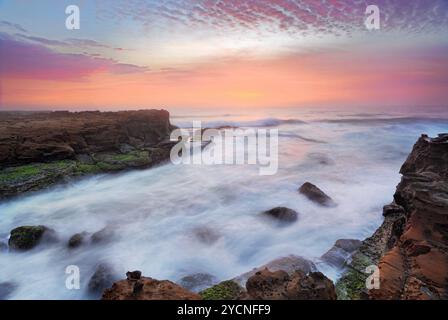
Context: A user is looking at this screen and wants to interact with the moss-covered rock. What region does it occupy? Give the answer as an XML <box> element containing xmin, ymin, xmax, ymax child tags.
<box><xmin>199</xmin><ymin>280</ymin><xmax>243</xmax><ymax>300</ymax></box>
<box><xmin>8</xmin><ymin>226</ymin><xmax>54</xmax><ymax>251</ymax></box>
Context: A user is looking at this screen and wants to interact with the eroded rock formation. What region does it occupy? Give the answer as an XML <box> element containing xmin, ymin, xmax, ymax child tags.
<box><xmin>337</xmin><ymin>134</ymin><xmax>448</xmax><ymax>300</ymax></box>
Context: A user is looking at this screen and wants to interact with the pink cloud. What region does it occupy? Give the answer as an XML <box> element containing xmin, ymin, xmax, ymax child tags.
<box><xmin>0</xmin><ymin>33</ymin><xmax>148</xmax><ymax>81</ymax></box>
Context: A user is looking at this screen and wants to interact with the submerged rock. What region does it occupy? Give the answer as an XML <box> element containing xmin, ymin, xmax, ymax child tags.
<box><xmin>321</xmin><ymin>239</ymin><xmax>362</xmax><ymax>268</ymax></box>
<box><xmin>178</xmin><ymin>273</ymin><xmax>219</xmax><ymax>293</ymax></box>
<box><xmin>261</xmin><ymin>207</ymin><xmax>298</xmax><ymax>224</ymax></box>
<box><xmin>192</xmin><ymin>227</ymin><xmax>221</xmax><ymax>244</ymax></box>
<box><xmin>88</xmin><ymin>263</ymin><xmax>119</xmax><ymax>295</ymax></box>
<box><xmin>245</xmin><ymin>269</ymin><xmax>336</xmax><ymax>300</ymax></box>
<box><xmin>298</xmin><ymin>182</ymin><xmax>336</xmax><ymax>207</ymax></box>
<box><xmin>199</xmin><ymin>280</ymin><xmax>244</xmax><ymax>300</ymax></box>
<box><xmin>8</xmin><ymin>225</ymin><xmax>56</xmax><ymax>251</ymax></box>
<box><xmin>234</xmin><ymin>255</ymin><xmax>317</xmax><ymax>286</ymax></box>
<box><xmin>102</xmin><ymin>272</ymin><xmax>201</xmax><ymax>300</ymax></box>
<box><xmin>0</xmin><ymin>282</ymin><xmax>17</xmax><ymax>300</ymax></box>
<box><xmin>0</xmin><ymin>241</ymin><xmax>7</xmax><ymax>252</ymax></box>
<box><xmin>91</xmin><ymin>227</ymin><xmax>115</xmax><ymax>244</ymax></box>
<box><xmin>68</xmin><ymin>232</ymin><xmax>88</xmax><ymax>249</ymax></box>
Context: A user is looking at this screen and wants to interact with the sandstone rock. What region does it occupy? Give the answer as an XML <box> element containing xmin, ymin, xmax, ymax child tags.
<box><xmin>102</xmin><ymin>273</ymin><xmax>201</xmax><ymax>300</ymax></box>
<box><xmin>88</xmin><ymin>263</ymin><xmax>119</xmax><ymax>295</ymax></box>
<box><xmin>298</xmin><ymin>182</ymin><xmax>336</xmax><ymax>207</ymax></box>
<box><xmin>8</xmin><ymin>225</ymin><xmax>57</xmax><ymax>251</ymax></box>
<box><xmin>0</xmin><ymin>110</ymin><xmax>176</xmax><ymax>199</ymax></box>
<box><xmin>321</xmin><ymin>239</ymin><xmax>362</xmax><ymax>268</ymax></box>
<box><xmin>245</xmin><ymin>269</ymin><xmax>336</xmax><ymax>300</ymax></box>
<box><xmin>178</xmin><ymin>273</ymin><xmax>219</xmax><ymax>292</ymax></box>
<box><xmin>234</xmin><ymin>255</ymin><xmax>317</xmax><ymax>286</ymax></box>
<box><xmin>261</xmin><ymin>207</ymin><xmax>298</xmax><ymax>224</ymax></box>
<box><xmin>337</xmin><ymin>134</ymin><xmax>448</xmax><ymax>300</ymax></box>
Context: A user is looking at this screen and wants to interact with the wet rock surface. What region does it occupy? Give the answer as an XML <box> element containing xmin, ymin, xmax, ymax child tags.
<box><xmin>178</xmin><ymin>273</ymin><xmax>219</xmax><ymax>293</ymax></box>
<box><xmin>261</xmin><ymin>207</ymin><xmax>299</xmax><ymax>224</ymax></box>
<box><xmin>68</xmin><ymin>232</ymin><xmax>88</xmax><ymax>249</ymax></box>
<box><xmin>234</xmin><ymin>255</ymin><xmax>317</xmax><ymax>286</ymax></box>
<box><xmin>8</xmin><ymin>225</ymin><xmax>56</xmax><ymax>251</ymax></box>
<box><xmin>337</xmin><ymin>134</ymin><xmax>448</xmax><ymax>300</ymax></box>
<box><xmin>245</xmin><ymin>269</ymin><xmax>336</xmax><ymax>300</ymax></box>
<box><xmin>298</xmin><ymin>182</ymin><xmax>336</xmax><ymax>207</ymax></box>
<box><xmin>102</xmin><ymin>272</ymin><xmax>201</xmax><ymax>300</ymax></box>
<box><xmin>88</xmin><ymin>263</ymin><xmax>119</xmax><ymax>296</ymax></box>
<box><xmin>321</xmin><ymin>239</ymin><xmax>362</xmax><ymax>268</ymax></box>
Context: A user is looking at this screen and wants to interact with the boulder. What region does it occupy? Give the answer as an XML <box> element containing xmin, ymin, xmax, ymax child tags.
<box><xmin>261</xmin><ymin>207</ymin><xmax>298</xmax><ymax>224</ymax></box>
<box><xmin>245</xmin><ymin>269</ymin><xmax>336</xmax><ymax>300</ymax></box>
<box><xmin>8</xmin><ymin>225</ymin><xmax>57</xmax><ymax>251</ymax></box>
<box><xmin>102</xmin><ymin>272</ymin><xmax>201</xmax><ymax>300</ymax></box>
<box><xmin>298</xmin><ymin>182</ymin><xmax>336</xmax><ymax>207</ymax></box>
<box><xmin>321</xmin><ymin>239</ymin><xmax>362</xmax><ymax>268</ymax></box>
<box><xmin>178</xmin><ymin>273</ymin><xmax>219</xmax><ymax>293</ymax></box>
<box><xmin>234</xmin><ymin>255</ymin><xmax>317</xmax><ymax>286</ymax></box>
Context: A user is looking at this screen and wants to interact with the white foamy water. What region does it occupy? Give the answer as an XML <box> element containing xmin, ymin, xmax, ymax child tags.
<box><xmin>0</xmin><ymin>107</ymin><xmax>447</xmax><ymax>299</ymax></box>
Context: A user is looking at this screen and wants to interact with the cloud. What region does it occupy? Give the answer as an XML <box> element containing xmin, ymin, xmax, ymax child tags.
<box><xmin>96</xmin><ymin>0</ymin><xmax>448</xmax><ymax>36</ymax></box>
<box><xmin>0</xmin><ymin>20</ymin><xmax>27</xmax><ymax>33</ymax></box>
<box><xmin>0</xmin><ymin>33</ymin><xmax>148</xmax><ymax>80</ymax></box>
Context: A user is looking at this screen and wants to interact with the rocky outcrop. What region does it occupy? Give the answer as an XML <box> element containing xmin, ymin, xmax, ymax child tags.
<box><xmin>8</xmin><ymin>226</ymin><xmax>56</xmax><ymax>251</ymax></box>
<box><xmin>298</xmin><ymin>182</ymin><xmax>336</xmax><ymax>207</ymax></box>
<box><xmin>244</xmin><ymin>269</ymin><xmax>336</xmax><ymax>300</ymax></box>
<box><xmin>337</xmin><ymin>134</ymin><xmax>448</xmax><ymax>300</ymax></box>
<box><xmin>102</xmin><ymin>271</ymin><xmax>201</xmax><ymax>300</ymax></box>
<box><xmin>261</xmin><ymin>207</ymin><xmax>299</xmax><ymax>224</ymax></box>
<box><xmin>234</xmin><ymin>255</ymin><xmax>317</xmax><ymax>286</ymax></box>
<box><xmin>0</xmin><ymin>110</ymin><xmax>176</xmax><ymax>199</ymax></box>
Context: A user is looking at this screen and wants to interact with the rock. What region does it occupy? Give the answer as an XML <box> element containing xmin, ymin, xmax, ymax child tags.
<box><xmin>337</xmin><ymin>134</ymin><xmax>448</xmax><ymax>300</ymax></box>
<box><xmin>298</xmin><ymin>182</ymin><xmax>336</xmax><ymax>207</ymax></box>
<box><xmin>91</xmin><ymin>227</ymin><xmax>114</xmax><ymax>244</ymax></box>
<box><xmin>234</xmin><ymin>255</ymin><xmax>317</xmax><ymax>286</ymax></box>
<box><xmin>8</xmin><ymin>225</ymin><xmax>57</xmax><ymax>251</ymax></box>
<box><xmin>321</xmin><ymin>239</ymin><xmax>362</xmax><ymax>268</ymax></box>
<box><xmin>88</xmin><ymin>263</ymin><xmax>118</xmax><ymax>295</ymax></box>
<box><xmin>261</xmin><ymin>207</ymin><xmax>298</xmax><ymax>224</ymax></box>
<box><xmin>0</xmin><ymin>282</ymin><xmax>17</xmax><ymax>300</ymax></box>
<box><xmin>68</xmin><ymin>232</ymin><xmax>88</xmax><ymax>249</ymax></box>
<box><xmin>126</xmin><ymin>271</ymin><xmax>142</xmax><ymax>281</ymax></box>
<box><xmin>102</xmin><ymin>273</ymin><xmax>201</xmax><ymax>300</ymax></box>
<box><xmin>192</xmin><ymin>227</ymin><xmax>221</xmax><ymax>244</ymax></box>
<box><xmin>199</xmin><ymin>280</ymin><xmax>244</xmax><ymax>300</ymax></box>
<box><xmin>0</xmin><ymin>241</ymin><xmax>7</xmax><ymax>252</ymax></box>
<box><xmin>245</xmin><ymin>269</ymin><xmax>336</xmax><ymax>300</ymax></box>
<box><xmin>0</xmin><ymin>110</ymin><xmax>176</xmax><ymax>200</ymax></box>
<box><xmin>178</xmin><ymin>273</ymin><xmax>219</xmax><ymax>293</ymax></box>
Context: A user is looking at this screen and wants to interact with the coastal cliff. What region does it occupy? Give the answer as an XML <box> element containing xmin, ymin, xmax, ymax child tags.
<box><xmin>0</xmin><ymin>110</ymin><xmax>176</xmax><ymax>199</ymax></box>
<box><xmin>337</xmin><ymin>133</ymin><xmax>448</xmax><ymax>299</ymax></box>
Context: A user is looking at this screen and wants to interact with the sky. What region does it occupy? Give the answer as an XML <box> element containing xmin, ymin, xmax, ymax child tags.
<box><xmin>0</xmin><ymin>0</ymin><xmax>448</xmax><ymax>110</ymax></box>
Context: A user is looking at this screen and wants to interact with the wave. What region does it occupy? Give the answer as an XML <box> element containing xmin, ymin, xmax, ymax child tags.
<box><xmin>316</xmin><ymin>116</ymin><xmax>448</xmax><ymax>125</ymax></box>
<box><xmin>174</xmin><ymin>118</ymin><xmax>307</xmax><ymax>129</ymax></box>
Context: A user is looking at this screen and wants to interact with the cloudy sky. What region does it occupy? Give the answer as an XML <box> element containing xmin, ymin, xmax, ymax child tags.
<box><xmin>0</xmin><ymin>0</ymin><xmax>447</xmax><ymax>109</ymax></box>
